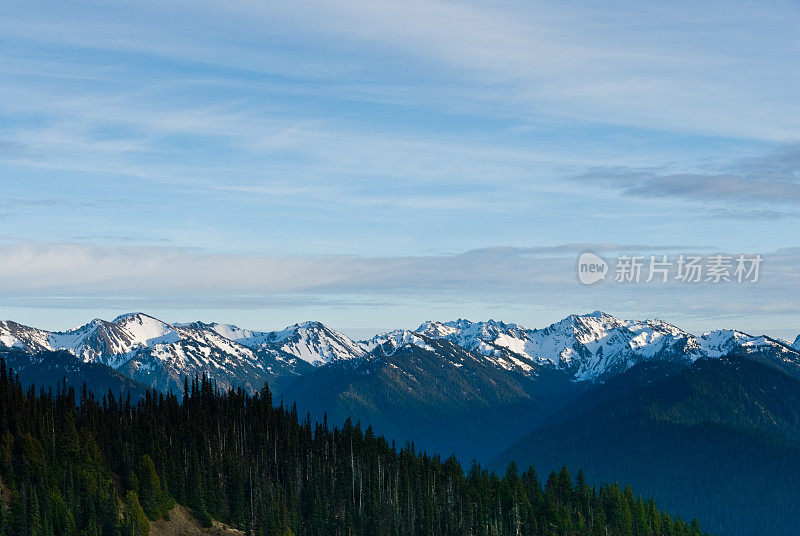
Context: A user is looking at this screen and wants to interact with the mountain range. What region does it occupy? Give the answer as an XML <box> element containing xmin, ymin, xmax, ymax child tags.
<box><xmin>2</xmin><ymin>310</ymin><xmax>796</xmax><ymax>394</ymax></box>
<box><xmin>2</xmin><ymin>309</ymin><xmax>798</xmax><ymax>462</ymax></box>
<box><xmin>2</xmin><ymin>310</ymin><xmax>800</xmax><ymax>535</ymax></box>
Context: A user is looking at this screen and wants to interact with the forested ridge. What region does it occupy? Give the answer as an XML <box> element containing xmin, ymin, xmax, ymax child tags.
<box><xmin>0</xmin><ymin>360</ymin><xmax>707</xmax><ymax>536</ymax></box>
<box><xmin>498</xmin><ymin>357</ymin><xmax>800</xmax><ymax>536</ymax></box>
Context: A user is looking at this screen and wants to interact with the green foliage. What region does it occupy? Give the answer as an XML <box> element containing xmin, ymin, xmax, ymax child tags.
<box><xmin>135</xmin><ymin>454</ymin><xmax>168</xmax><ymax>520</ymax></box>
<box><xmin>0</xmin><ymin>360</ymin><xmax>709</xmax><ymax>536</ymax></box>
<box><xmin>193</xmin><ymin>508</ymin><xmax>213</xmax><ymax>528</ymax></box>
<box><xmin>122</xmin><ymin>490</ymin><xmax>150</xmax><ymax>536</ymax></box>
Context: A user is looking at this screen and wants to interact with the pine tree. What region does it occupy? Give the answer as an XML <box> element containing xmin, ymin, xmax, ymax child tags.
<box><xmin>122</xmin><ymin>491</ymin><xmax>149</xmax><ymax>536</ymax></box>
<box><xmin>0</xmin><ymin>358</ymin><xmax>713</xmax><ymax>536</ymax></box>
<box><xmin>135</xmin><ymin>455</ymin><xmax>165</xmax><ymax>520</ymax></box>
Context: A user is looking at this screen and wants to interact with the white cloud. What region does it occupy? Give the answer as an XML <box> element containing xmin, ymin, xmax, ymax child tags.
<box><xmin>1</xmin><ymin>243</ymin><xmax>798</xmax><ymax>327</ymax></box>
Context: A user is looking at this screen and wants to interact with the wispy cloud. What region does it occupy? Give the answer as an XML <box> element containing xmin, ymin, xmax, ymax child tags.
<box><xmin>573</xmin><ymin>143</ymin><xmax>800</xmax><ymax>216</ymax></box>
<box><xmin>1</xmin><ymin>243</ymin><xmax>798</xmax><ymax>324</ymax></box>
<box><xmin>221</xmin><ymin>0</ymin><xmax>800</xmax><ymax>140</ymax></box>
<box><xmin>1</xmin><ymin>0</ymin><xmax>798</xmax><ymax>331</ymax></box>
<box><xmin>509</xmin><ymin>243</ymin><xmax>714</xmax><ymax>256</ymax></box>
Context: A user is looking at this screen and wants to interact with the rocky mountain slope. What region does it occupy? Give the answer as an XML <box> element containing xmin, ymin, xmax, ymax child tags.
<box><xmin>415</xmin><ymin>311</ymin><xmax>799</xmax><ymax>382</ymax></box>
<box><xmin>1</xmin><ymin>311</ymin><xmax>797</xmax><ymax>398</ymax></box>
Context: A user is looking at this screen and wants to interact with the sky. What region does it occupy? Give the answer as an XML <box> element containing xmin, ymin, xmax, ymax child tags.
<box><xmin>0</xmin><ymin>0</ymin><xmax>798</xmax><ymax>339</ymax></box>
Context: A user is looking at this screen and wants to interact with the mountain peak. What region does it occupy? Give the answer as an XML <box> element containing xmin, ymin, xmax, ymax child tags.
<box><xmin>416</xmin><ymin>320</ymin><xmax>464</xmax><ymax>337</ymax></box>
<box><xmin>111</xmin><ymin>312</ymin><xmax>178</xmax><ymax>328</ymax></box>
<box><xmin>362</xmin><ymin>329</ymin><xmax>435</xmax><ymax>355</ymax></box>
<box><xmin>112</xmin><ymin>312</ymin><xmax>152</xmax><ymax>323</ymax></box>
<box><xmin>293</xmin><ymin>320</ymin><xmax>326</xmax><ymax>330</ymax></box>
<box><xmin>270</xmin><ymin>321</ymin><xmax>366</xmax><ymax>366</ymax></box>
<box><xmin>415</xmin><ymin>312</ymin><xmax>708</xmax><ymax>382</ymax></box>
<box><xmin>2</xmin><ymin>312</ymin><xmax>797</xmax><ymax>391</ymax></box>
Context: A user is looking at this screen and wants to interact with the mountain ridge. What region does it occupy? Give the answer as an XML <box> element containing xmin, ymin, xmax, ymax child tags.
<box><xmin>2</xmin><ymin>310</ymin><xmax>798</xmax><ymax>533</ymax></box>
<box><xmin>1</xmin><ymin>311</ymin><xmax>797</xmax><ymax>395</ymax></box>
<box><xmin>495</xmin><ymin>355</ymin><xmax>800</xmax><ymax>536</ymax></box>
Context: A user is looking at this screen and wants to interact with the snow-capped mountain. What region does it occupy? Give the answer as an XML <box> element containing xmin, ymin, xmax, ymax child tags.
<box><xmin>360</xmin><ymin>323</ymin><xmax>536</xmax><ymax>374</ymax></box>
<box><xmin>696</xmin><ymin>330</ymin><xmax>800</xmax><ymax>381</ymax></box>
<box><xmin>361</xmin><ymin>329</ymin><xmax>437</xmax><ymax>354</ymax></box>
<box><xmin>696</xmin><ymin>329</ymin><xmax>771</xmax><ymax>358</ymax></box>
<box><xmin>251</xmin><ymin>321</ymin><xmax>366</xmax><ymax>365</ymax></box>
<box><xmin>396</xmin><ymin>322</ymin><xmax>539</xmax><ymax>374</ymax></box>
<box><xmin>0</xmin><ymin>320</ymin><xmax>53</xmax><ymax>353</ymax></box>
<box><xmin>1</xmin><ymin>311</ymin><xmax>797</xmax><ymax>393</ymax></box>
<box><xmin>693</xmin><ymin>329</ymin><xmax>800</xmax><ymax>378</ymax></box>
<box><xmin>793</xmin><ymin>335</ymin><xmax>800</xmax><ymax>351</ymax></box>
<box><xmin>57</xmin><ymin>313</ymin><xmax>182</xmax><ymax>368</ymax></box>
<box><xmin>0</xmin><ymin>313</ymin><xmax>308</xmax><ymax>394</ymax></box>
<box><xmin>1</xmin><ymin>313</ymin><xmax>183</xmax><ymax>368</ymax></box>
<box><xmin>361</xmin><ymin>327</ymin><xmax>541</xmax><ymax>376</ymax></box>
<box><xmin>416</xmin><ymin>312</ymin><xmax>799</xmax><ymax>382</ymax></box>
<box><xmin>416</xmin><ymin>312</ymin><xmax>696</xmax><ymax>381</ymax></box>
<box><xmin>188</xmin><ymin>320</ymin><xmax>367</xmax><ymax>365</ymax></box>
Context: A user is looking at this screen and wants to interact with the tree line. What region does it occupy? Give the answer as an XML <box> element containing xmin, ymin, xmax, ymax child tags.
<box><xmin>0</xmin><ymin>360</ymin><xmax>707</xmax><ymax>536</ymax></box>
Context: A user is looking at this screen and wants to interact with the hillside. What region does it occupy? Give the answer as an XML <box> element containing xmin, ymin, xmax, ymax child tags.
<box><xmin>0</xmin><ymin>347</ymin><xmax>151</xmax><ymax>402</ymax></box>
<box><xmin>0</xmin><ymin>359</ymin><xmax>707</xmax><ymax>536</ymax></box>
<box><xmin>150</xmin><ymin>505</ymin><xmax>243</xmax><ymax>536</ymax></box>
<box><xmin>497</xmin><ymin>356</ymin><xmax>800</xmax><ymax>536</ymax></box>
<box><xmin>281</xmin><ymin>335</ymin><xmax>583</xmax><ymax>461</ymax></box>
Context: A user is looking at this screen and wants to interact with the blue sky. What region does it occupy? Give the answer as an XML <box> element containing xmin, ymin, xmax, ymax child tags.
<box><xmin>1</xmin><ymin>0</ymin><xmax>798</xmax><ymax>338</ymax></box>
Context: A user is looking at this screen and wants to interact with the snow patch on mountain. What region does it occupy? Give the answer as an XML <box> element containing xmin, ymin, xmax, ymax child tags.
<box><xmin>0</xmin><ymin>321</ymin><xmax>53</xmax><ymax>353</ymax></box>
<box><xmin>48</xmin><ymin>313</ymin><xmax>182</xmax><ymax>368</ymax></box>
<box><xmin>698</xmin><ymin>330</ymin><xmax>756</xmax><ymax>358</ymax></box>
<box><xmin>3</xmin><ymin>312</ymin><xmax>798</xmax><ymax>390</ymax></box>
<box><xmin>0</xmin><ymin>314</ymin><xmax>308</xmax><ymax>395</ymax></box>
<box><xmin>188</xmin><ymin>320</ymin><xmax>367</xmax><ymax>366</ymax></box>
<box><xmin>362</xmin><ymin>330</ymin><xmax>435</xmax><ymax>355</ymax></box>
<box><xmin>417</xmin><ymin>312</ymin><xmax>705</xmax><ymax>381</ymax></box>
<box><xmin>267</xmin><ymin>321</ymin><xmax>367</xmax><ymax>365</ymax></box>
<box><xmin>199</xmin><ymin>322</ymin><xmax>277</xmax><ymax>349</ymax></box>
